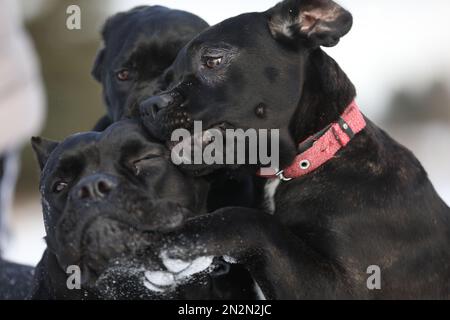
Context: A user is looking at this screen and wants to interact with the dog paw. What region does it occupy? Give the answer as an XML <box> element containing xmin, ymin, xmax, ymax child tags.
<box><xmin>143</xmin><ymin>252</ymin><xmax>214</xmax><ymax>293</ymax></box>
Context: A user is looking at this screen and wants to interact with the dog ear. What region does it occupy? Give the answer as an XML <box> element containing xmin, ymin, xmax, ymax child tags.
<box><xmin>267</xmin><ymin>0</ymin><xmax>353</xmax><ymax>48</ymax></box>
<box><xmin>31</xmin><ymin>137</ymin><xmax>59</xmax><ymax>171</ymax></box>
<box><xmin>91</xmin><ymin>46</ymin><xmax>105</xmax><ymax>82</ymax></box>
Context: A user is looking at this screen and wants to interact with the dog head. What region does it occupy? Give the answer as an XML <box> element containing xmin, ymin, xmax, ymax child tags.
<box><xmin>31</xmin><ymin>120</ymin><xmax>209</xmax><ymax>288</ymax></box>
<box><xmin>140</xmin><ymin>0</ymin><xmax>353</xmax><ymax>172</ymax></box>
<box><xmin>92</xmin><ymin>6</ymin><xmax>209</xmax><ymax>122</ymax></box>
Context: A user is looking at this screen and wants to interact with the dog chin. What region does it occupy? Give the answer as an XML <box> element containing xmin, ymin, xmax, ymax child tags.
<box><xmin>73</xmin><ymin>217</ymin><xmax>157</xmax><ymax>286</ymax></box>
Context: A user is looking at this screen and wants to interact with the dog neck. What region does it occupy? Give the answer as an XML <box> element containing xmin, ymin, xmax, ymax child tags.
<box><xmin>260</xmin><ymin>50</ymin><xmax>359</xmax><ymax>211</ymax></box>
<box><xmin>258</xmin><ymin>49</ymin><xmax>360</xmax><ymax>177</ymax></box>
<box><xmin>290</xmin><ymin>49</ymin><xmax>357</xmax><ymax>144</ymax></box>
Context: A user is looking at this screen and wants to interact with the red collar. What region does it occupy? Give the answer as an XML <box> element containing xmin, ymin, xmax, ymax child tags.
<box><xmin>258</xmin><ymin>100</ymin><xmax>366</xmax><ymax>181</ymax></box>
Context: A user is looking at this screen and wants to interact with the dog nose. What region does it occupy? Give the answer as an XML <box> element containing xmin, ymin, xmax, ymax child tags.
<box><xmin>72</xmin><ymin>174</ymin><xmax>117</xmax><ymax>201</ymax></box>
<box><xmin>140</xmin><ymin>94</ymin><xmax>174</xmax><ymax>118</ymax></box>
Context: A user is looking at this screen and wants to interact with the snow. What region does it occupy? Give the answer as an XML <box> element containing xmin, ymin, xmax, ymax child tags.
<box><xmin>143</xmin><ymin>279</ymin><xmax>166</xmax><ymax>293</ymax></box>
<box><xmin>175</xmin><ymin>256</ymin><xmax>213</xmax><ymax>279</ymax></box>
<box><xmin>143</xmin><ymin>254</ymin><xmax>214</xmax><ymax>292</ymax></box>
<box><xmin>144</xmin><ymin>271</ymin><xmax>175</xmax><ymax>287</ymax></box>
<box><xmin>223</xmin><ymin>255</ymin><xmax>238</xmax><ymax>264</ymax></box>
<box><xmin>160</xmin><ymin>252</ymin><xmax>192</xmax><ymax>273</ymax></box>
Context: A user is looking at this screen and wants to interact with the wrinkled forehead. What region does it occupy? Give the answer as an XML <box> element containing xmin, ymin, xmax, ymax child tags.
<box><xmin>105</xmin><ymin>8</ymin><xmax>171</xmax><ymax>41</ymax></box>
<box><xmin>100</xmin><ymin>120</ymin><xmax>148</xmax><ymax>143</ymax></box>
<box><xmin>44</xmin><ymin>121</ymin><xmax>161</xmax><ymax>174</ymax></box>
<box><xmin>105</xmin><ymin>7</ymin><xmax>206</xmax><ymax>50</ymax></box>
<box><xmin>43</xmin><ymin>132</ymin><xmax>100</xmax><ymax>177</ymax></box>
<box><xmin>104</xmin><ymin>10</ymin><xmax>207</xmax><ymax>75</ymax></box>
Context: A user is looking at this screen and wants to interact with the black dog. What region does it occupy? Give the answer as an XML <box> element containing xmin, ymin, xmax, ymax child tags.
<box><xmin>29</xmin><ymin>120</ymin><xmax>257</xmax><ymax>299</ymax></box>
<box><xmin>141</xmin><ymin>0</ymin><xmax>450</xmax><ymax>299</ymax></box>
<box><xmin>91</xmin><ymin>6</ymin><xmax>209</xmax><ymax>130</ymax></box>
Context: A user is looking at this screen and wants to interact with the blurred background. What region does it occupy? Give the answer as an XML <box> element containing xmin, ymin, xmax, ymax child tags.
<box><xmin>1</xmin><ymin>0</ymin><xmax>449</xmax><ymax>266</ymax></box>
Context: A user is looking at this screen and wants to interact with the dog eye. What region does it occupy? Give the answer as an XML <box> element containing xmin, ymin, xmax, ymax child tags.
<box><xmin>52</xmin><ymin>181</ymin><xmax>68</xmax><ymax>194</ymax></box>
<box><xmin>204</xmin><ymin>57</ymin><xmax>223</xmax><ymax>69</ymax></box>
<box><xmin>132</xmin><ymin>154</ymin><xmax>161</xmax><ymax>175</ymax></box>
<box><xmin>136</xmin><ymin>154</ymin><xmax>160</xmax><ymax>162</ymax></box>
<box><xmin>116</xmin><ymin>69</ymin><xmax>130</xmax><ymax>81</ymax></box>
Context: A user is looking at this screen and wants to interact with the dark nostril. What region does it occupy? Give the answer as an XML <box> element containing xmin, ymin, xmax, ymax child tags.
<box><xmin>97</xmin><ymin>180</ymin><xmax>112</xmax><ymax>196</ymax></box>
<box><xmin>78</xmin><ymin>186</ymin><xmax>91</xmax><ymax>199</ymax></box>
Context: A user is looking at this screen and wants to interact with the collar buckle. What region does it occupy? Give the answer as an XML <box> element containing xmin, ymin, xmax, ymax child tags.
<box><xmin>276</xmin><ymin>170</ymin><xmax>292</xmax><ymax>182</ymax></box>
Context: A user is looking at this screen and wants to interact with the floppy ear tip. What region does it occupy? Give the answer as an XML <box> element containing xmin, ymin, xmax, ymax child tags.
<box><xmin>337</xmin><ymin>9</ymin><xmax>354</xmax><ymax>36</ymax></box>
<box><xmin>267</xmin><ymin>0</ymin><xmax>353</xmax><ymax>47</ymax></box>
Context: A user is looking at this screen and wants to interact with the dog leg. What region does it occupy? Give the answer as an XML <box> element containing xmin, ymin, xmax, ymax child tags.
<box><xmin>156</xmin><ymin>208</ymin><xmax>345</xmax><ymax>299</ymax></box>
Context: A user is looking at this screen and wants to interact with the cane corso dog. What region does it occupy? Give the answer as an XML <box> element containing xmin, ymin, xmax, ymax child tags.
<box><xmin>140</xmin><ymin>0</ymin><xmax>450</xmax><ymax>299</ymax></box>
<box><xmin>29</xmin><ymin>120</ymin><xmax>257</xmax><ymax>299</ymax></box>
<box><xmin>91</xmin><ymin>6</ymin><xmax>209</xmax><ymax>130</ymax></box>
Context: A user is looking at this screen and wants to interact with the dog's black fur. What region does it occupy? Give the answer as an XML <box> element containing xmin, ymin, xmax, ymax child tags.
<box><xmin>88</xmin><ymin>5</ymin><xmax>259</xmax><ymax>299</ymax></box>
<box><xmin>141</xmin><ymin>0</ymin><xmax>450</xmax><ymax>299</ymax></box>
<box><xmin>91</xmin><ymin>6</ymin><xmax>209</xmax><ymax>130</ymax></box>
<box><xmin>29</xmin><ymin>121</ymin><xmax>257</xmax><ymax>299</ymax></box>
